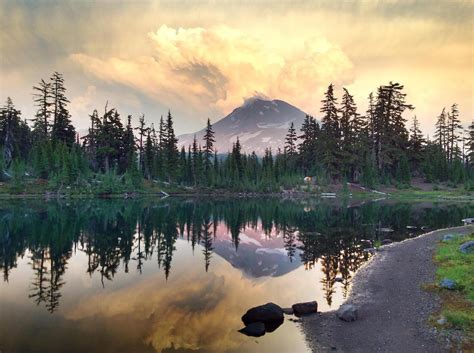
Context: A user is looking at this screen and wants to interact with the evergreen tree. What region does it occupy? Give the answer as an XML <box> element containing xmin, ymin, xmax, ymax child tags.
<box><xmin>446</xmin><ymin>103</ymin><xmax>462</xmax><ymax>163</ymax></box>
<box><xmin>32</xmin><ymin>79</ymin><xmax>52</xmax><ymax>139</ymax></box>
<box><xmin>408</xmin><ymin>115</ymin><xmax>426</xmax><ymax>174</ymax></box>
<box><xmin>320</xmin><ymin>84</ymin><xmax>341</xmax><ymax>179</ymax></box>
<box><xmin>0</xmin><ymin>98</ymin><xmax>31</xmax><ymax>167</ymax></box>
<box><xmin>50</xmin><ymin>72</ymin><xmax>74</xmax><ymax>145</ymax></box>
<box><xmin>203</xmin><ymin>119</ymin><xmax>215</xmax><ymax>169</ymax></box>
<box><xmin>164</xmin><ymin>110</ymin><xmax>178</xmax><ymax>182</ymax></box>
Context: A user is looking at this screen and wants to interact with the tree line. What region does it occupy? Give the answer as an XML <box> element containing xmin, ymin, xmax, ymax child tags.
<box><xmin>1</xmin><ymin>72</ymin><xmax>473</xmax><ymax>192</ymax></box>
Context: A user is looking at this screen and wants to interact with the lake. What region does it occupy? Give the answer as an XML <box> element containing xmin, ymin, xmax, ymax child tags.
<box><xmin>0</xmin><ymin>197</ymin><xmax>472</xmax><ymax>353</ymax></box>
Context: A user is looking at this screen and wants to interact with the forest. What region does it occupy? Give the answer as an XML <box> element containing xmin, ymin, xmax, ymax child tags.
<box><xmin>1</xmin><ymin>72</ymin><xmax>473</xmax><ymax>193</ymax></box>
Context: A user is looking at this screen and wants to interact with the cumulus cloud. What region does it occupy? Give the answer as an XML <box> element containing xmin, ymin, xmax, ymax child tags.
<box><xmin>71</xmin><ymin>25</ymin><xmax>354</xmax><ymax>118</ymax></box>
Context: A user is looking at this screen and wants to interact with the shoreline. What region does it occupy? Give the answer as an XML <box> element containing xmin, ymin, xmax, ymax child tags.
<box><xmin>301</xmin><ymin>225</ymin><xmax>474</xmax><ymax>353</ymax></box>
<box><xmin>0</xmin><ymin>189</ymin><xmax>473</xmax><ymax>201</ymax></box>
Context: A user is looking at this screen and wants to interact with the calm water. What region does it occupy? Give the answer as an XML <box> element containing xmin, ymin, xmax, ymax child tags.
<box><xmin>0</xmin><ymin>197</ymin><xmax>472</xmax><ymax>353</ymax></box>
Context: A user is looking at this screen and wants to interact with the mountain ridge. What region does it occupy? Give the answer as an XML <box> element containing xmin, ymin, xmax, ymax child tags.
<box><xmin>178</xmin><ymin>98</ymin><xmax>309</xmax><ymax>155</ymax></box>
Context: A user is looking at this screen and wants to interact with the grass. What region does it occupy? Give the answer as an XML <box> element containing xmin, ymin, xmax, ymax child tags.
<box><xmin>433</xmin><ymin>233</ymin><xmax>474</xmax><ymax>350</ymax></box>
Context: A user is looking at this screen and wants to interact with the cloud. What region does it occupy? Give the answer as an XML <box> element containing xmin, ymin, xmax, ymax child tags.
<box><xmin>71</xmin><ymin>25</ymin><xmax>354</xmax><ymax>118</ymax></box>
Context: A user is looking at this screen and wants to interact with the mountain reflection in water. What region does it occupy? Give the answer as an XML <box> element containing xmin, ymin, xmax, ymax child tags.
<box><xmin>0</xmin><ymin>198</ymin><xmax>472</xmax><ymax>353</ymax></box>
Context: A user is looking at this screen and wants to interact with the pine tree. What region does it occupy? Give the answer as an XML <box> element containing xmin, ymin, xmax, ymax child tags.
<box><xmin>408</xmin><ymin>116</ymin><xmax>425</xmax><ymax>174</ymax></box>
<box><xmin>203</xmin><ymin>118</ymin><xmax>215</xmax><ymax>183</ymax></box>
<box><xmin>32</xmin><ymin>79</ymin><xmax>52</xmax><ymax>139</ymax></box>
<box><xmin>340</xmin><ymin>88</ymin><xmax>362</xmax><ymax>181</ymax></box>
<box><xmin>434</xmin><ymin>108</ymin><xmax>447</xmax><ymax>153</ymax></box>
<box><xmin>446</xmin><ymin>103</ymin><xmax>462</xmax><ymax>163</ymax></box>
<box><xmin>135</xmin><ymin>114</ymin><xmax>148</xmax><ymax>174</ymax></box>
<box><xmin>0</xmin><ymin>98</ymin><xmax>31</xmax><ymax>167</ymax></box>
<box><xmin>284</xmin><ymin>122</ymin><xmax>298</xmax><ymax>170</ymax></box>
<box><xmin>164</xmin><ymin>110</ymin><xmax>178</xmax><ymax>182</ymax></box>
<box><xmin>320</xmin><ymin>84</ymin><xmax>341</xmax><ymax>179</ymax></box>
<box><xmin>373</xmin><ymin>82</ymin><xmax>413</xmax><ymax>177</ymax></box>
<box><xmin>122</xmin><ymin>115</ymin><xmax>136</xmax><ymax>173</ymax></box>
<box><xmin>467</xmin><ymin>121</ymin><xmax>474</xmax><ymax>168</ymax></box>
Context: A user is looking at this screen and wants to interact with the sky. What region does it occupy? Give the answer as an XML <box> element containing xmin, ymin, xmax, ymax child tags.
<box><xmin>0</xmin><ymin>0</ymin><xmax>472</xmax><ymax>137</ymax></box>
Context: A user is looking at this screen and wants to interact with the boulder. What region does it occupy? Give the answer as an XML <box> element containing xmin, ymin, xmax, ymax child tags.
<box><xmin>292</xmin><ymin>301</ymin><xmax>318</xmax><ymax>316</ymax></box>
<box><xmin>459</xmin><ymin>240</ymin><xmax>474</xmax><ymax>254</ymax></box>
<box><xmin>337</xmin><ymin>304</ymin><xmax>358</xmax><ymax>322</ymax></box>
<box><xmin>241</xmin><ymin>302</ymin><xmax>284</xmax><ymax>326</ymax></box>
<box><xmin>239</xmin><ymin>322</ymin><xmax>266</xmax><ymax>337</ymax></box>
<box><xmin>440</xmin><ymin>278</ymin><xmax>456</xmax><ymax>290</ymax></box>
<box><xmin>442</xmin><ymin>234</ymin><xmax>457</xmax><ymax>242</ymax></box>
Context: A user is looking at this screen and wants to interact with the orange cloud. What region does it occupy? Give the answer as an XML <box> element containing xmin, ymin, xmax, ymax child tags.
<box><xmin>71</xmin><ymin>25</ymin><xmax>354</xmax><ymax>119</ymax></box>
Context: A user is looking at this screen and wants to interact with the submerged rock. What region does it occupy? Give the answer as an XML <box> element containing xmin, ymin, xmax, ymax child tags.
<box><xmin>440</xmin><ymin>278</ymin><xmax>456</xmax><ymax>290</ymax></box>
<box><xmin>459</xmin><ymin>240</ymin><xmax>474</xmax><ymax>254</ymax></box>
<box><xmin>292</xmin><ymin>301</ymin><xmax>318</xmax><ymax>316</ymax></box>
<box><xmin>241</xmin><ymin>302</ymin><xmax>284</xmax><ymax>326</ymax></box>
<box><xmin>337</xmin><ymin>304</ymin><xmax>358</xmax><ymax>322</ymax></box>
<box><xmin>239</xmin><ymin>322</ymin><xmax>266</xmax><ymax>337</ymax></box>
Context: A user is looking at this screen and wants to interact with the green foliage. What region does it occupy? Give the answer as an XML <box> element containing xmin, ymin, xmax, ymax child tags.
<box><xmin>10</xmin><ymin>159</ymin><xmax>26</xmax><ymax>192</ymax></box>
<box><xmin>436</xmin><ymin>234</ymin><xmax>474</xmax><ymax>301</ymax></box>
<box><xmin>435</xmin><ymin>234</ymin><xmax>474</xmax><ymax>333</ymax></box>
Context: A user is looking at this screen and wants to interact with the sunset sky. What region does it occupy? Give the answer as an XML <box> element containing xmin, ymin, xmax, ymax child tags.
<box><xmin>1</xmin><ymin>0</ymin><xmax>472</xmax><ymax>136</ymax></box>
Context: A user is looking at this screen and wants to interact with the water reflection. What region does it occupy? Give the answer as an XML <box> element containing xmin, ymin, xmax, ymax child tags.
<box><xmin>0</xmin><ymin>198</ymin><xmax>472</xmax><ymax>353</ymax></box>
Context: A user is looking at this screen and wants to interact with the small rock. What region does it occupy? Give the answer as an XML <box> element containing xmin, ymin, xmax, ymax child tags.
<box><xmin>242</xmin><ymin>302</ymin><xmax>284</xmax><ymax>326</ymax></box>
<box><xmin>381</xmin><ymin>239</ymin><xmax>393</xmax><ymax>245</ymax></box>
<box><xmin>442</xmin><ymin>234</ymin><xmax>457</xmax><ymax>242</ymax></box>
<box><xmin>406</xmin><ymin>225</ymin><xmax>417</xmax><ymax>229</ymax></box>
<box><xmin>437</xmin><ymin>317</ymin><xmax>447</xmax><ymax>325</ymax></box>
<box><xmin>337</xmin><ymin>304</ymin><xmax>358</xmax><ymax>322</ymax></box>
<box><xmin>334</xmin><ymin>277</ymin><xmax>343</xmax><ymax>283</ymax></box>
<box><xmin>363</xmin><ymin>247</ymin><xmax>376</xmax><ymax>253</ymax></box>
<box><xmin>292</xmin><ymin>301</ymin><xmax>318</xmax><ymax>316</ymax></box>
<box><xmin>459</xmin><ymin>240</ymin><xmax>474</xmax><ymax>254</ymax></box>
<box><xmin>239</xmin><ymin>322</ymin><xmax>266</xmax><ymax>337</ymax></box>
<box><xmin>440</xmin><ymin>278</ymin><xmax>456</xmax><ymax>290</ymax></box>
<box><xmin>282</xmin><ymin>307</ymin><xmax>294</xmax><ymax>315</ymax></box>
<box><xmin>379</xmin><ymin>227</ymin><xmax>394</xmax><ymax>233</ymax></box>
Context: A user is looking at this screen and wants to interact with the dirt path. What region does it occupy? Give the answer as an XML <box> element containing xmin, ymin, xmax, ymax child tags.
<box><xmin>302</xmin><ymin>225</ymin><xmax>474</xmax><ymax>353</ymax></box>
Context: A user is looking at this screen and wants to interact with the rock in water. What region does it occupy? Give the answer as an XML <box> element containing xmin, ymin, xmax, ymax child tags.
<box><xmin>292</xmin><ymin>301</ymin><xmax>318</xmax><ymax>316</ymax></box>
<box><xmin>239</xmin><ymin>322</ymin><xmax>266</xmax><ymax>337</ymax></box>
<box><xmin>440</xmin><ymin>278</ymin><xmax>456</xmax><ymax>290</ymax></box>
<box><xmin>459</xmin><ymin>240</ymin><xmax>474</xmax><ymax>254</ymax></box>
<box><xmin>241</xmin><ymin>302</ymin><xmax>284</xmax><ymax>326</ymax></box>
<box><xmin>337</xmin><ymin>304</ymin><xmax>358</xmax><ymax>322</ymax></box>
<box><xmin>282</xmin><ymin>307</ymin><xmax>294</xmax><ymax>315</ymax></box>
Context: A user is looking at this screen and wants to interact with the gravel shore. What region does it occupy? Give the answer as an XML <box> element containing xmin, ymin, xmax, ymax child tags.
<box><xmin>302</xmin><ymin>225</ymin><xmax>474</xmax><ymax>353</ymax></box>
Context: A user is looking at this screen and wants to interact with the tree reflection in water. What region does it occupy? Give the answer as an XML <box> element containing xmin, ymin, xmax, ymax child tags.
<box><xmin>0</xmin><ymin>198</ymin><xmax>472</xmax><ymax>312</ymax></box>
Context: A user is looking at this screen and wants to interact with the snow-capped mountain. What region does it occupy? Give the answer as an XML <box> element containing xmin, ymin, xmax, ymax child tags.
<box><xmin>178</xmin><ymin>98</ymin><xmax>308</xmax><ymax>155</ymax></box>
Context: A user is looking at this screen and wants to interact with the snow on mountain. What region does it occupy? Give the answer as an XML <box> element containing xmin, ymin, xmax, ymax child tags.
<box><xmin>178</xmin><ymin>98</ymin><xmax>309</xmax><ymax>155</ymax></box>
